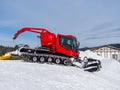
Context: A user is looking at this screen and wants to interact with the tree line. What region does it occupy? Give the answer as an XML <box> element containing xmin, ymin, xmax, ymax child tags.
<box><xmin>0</xmin><ymin>44</ymin><xmax>27</xmax><ymax>56</ymax></box>
<box><xmin>0</xmin><ymin>45</ymin><xmax>16</xmax><ymax>56</ymax></box>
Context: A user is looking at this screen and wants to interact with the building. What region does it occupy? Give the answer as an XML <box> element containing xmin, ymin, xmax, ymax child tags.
<box><xmin>90</xmin><ymin>45</ymin><xmax>120</xmax><ymax>62</ymax></box>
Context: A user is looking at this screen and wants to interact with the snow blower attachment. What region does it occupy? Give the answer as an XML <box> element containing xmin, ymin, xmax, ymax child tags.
<box><xmin>13</xmin><ymin>27</ymin><xmax>101</xmax><ymax>72</ymax></box>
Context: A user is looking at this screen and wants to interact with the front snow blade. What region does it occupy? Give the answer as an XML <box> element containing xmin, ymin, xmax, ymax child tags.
<box><xmin>82</xmin><ymin>58</ymin><xmax>101</xmax><ymax>72</ymax></box>
<box><xmin>84</xmin><ymin>67</ymin><xmax>98</xmax><ymax>72</ymax></box>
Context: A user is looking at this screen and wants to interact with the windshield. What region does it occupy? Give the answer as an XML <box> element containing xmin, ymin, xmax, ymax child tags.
<box><xmin>60</xmin><ymin>36</ymin><xmax>78</xmax><ymax>52</ymax></box>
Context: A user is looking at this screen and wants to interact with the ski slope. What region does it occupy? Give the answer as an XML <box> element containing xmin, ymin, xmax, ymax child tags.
<box><xmin>0</xmin><ymin>51</ymin><xmax>120</xmax><ymax>90</ymax></box>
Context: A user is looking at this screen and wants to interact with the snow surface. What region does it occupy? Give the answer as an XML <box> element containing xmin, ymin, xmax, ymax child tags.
<box><xmin>0</xmin><ymin>51</ymin><xmax>120</xmax><ymax>90</ymax></box>
<box><xmin>80</xmin><ymin>50</ymin><xmax>104</xmax><ymax>60</ymax></box>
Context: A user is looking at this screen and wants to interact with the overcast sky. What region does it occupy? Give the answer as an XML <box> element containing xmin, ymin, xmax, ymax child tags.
<box><xmin>0</xmin><ymin>0</ymin><xmax>120</xmax><ymax>48</ymax></box>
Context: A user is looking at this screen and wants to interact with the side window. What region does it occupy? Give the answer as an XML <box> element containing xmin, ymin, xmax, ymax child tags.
<box><xmin>112</xmin><ymin>54</ymin><xmax>118</xmax><ymax>60</ymax></box>
<box><xmin>67</xmin><ymin>40</ymin><xmax>71</xmax><ymax>45</ymax></box>
<box><xmin>59</xmin><ymin>36</ymin><xmax>72</xmax><ymax>50</ymax></box>
<box><xmin>60</xmin><ymin>38</ymin><xmax>64</xmax><ymax>45</ymax></box>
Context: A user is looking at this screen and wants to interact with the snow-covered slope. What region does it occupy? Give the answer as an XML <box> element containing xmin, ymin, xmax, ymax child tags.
<box><xmin>0</xmin><ymin>51</ymin><xmax>120</xmax><ymax>90</ymax></box>
<box><xmin>80</xmin><ymin>50</ymin><xmax>104</xmax><ymax>60</ymax></box>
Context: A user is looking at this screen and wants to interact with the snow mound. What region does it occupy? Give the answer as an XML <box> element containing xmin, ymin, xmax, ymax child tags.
<box><xmin>80</xmin><ymin>50</ymin><xmax>104</xmax><ymax>60</ymax></box>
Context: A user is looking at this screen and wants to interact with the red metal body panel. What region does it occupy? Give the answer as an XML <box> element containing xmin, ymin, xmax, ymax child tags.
<box><xmin>13</xmin><ymin>27</ymin><xmax>78</xmax><ymax>57</ymax></box>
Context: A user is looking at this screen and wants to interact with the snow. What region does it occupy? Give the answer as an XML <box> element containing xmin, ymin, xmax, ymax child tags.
<box><xmin>0</xmin><ymin>51</ymin><xmax>120</xmax><ymax>90</ymax></box>
<box><xmin>80</xmin><ymin>50</ymin><xmax>104</xmax><ymax>60</ymax></box>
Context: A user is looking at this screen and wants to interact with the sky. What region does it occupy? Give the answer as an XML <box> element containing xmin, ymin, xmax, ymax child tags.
<box><xmin>0</xmin><ymin>0</ymin><xmax>120</xmax><ymax>48</ymax></box>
